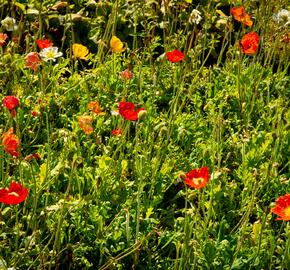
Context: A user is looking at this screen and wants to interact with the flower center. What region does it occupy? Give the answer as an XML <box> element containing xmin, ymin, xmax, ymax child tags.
<box><xmin>281</xmin><ymin>14</ymin><xmax>289</xmax><ymax>21</ymax></box>
<box><xmin>8</xmin><ymin>192</ymin><xmax>20</xmax><ymax>197</ymax></box>
<box><xmin>193</xmin><ymin>177</ymin><xmax>204</xmax><ymax>185</ymax></box>
<box><xmin>284</xmin><ymin>206</ymin><xmax>290</xmax><ymax>217</ymax></box>
<box><xmin>46</xmin><ymin>51</ymin><xmax>56</xmax><ymax>59</ymax></box>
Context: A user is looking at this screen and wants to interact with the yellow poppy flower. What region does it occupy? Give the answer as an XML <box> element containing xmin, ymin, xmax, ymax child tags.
<box><xmin>110</xmin><ymin>36</ymin><xmax>124</xmax><ymax>53</ymax></box>
<box><xmin>72</xmin><ymin>43</ymin><xmax>89</xmax><ymax>59</ymax></box>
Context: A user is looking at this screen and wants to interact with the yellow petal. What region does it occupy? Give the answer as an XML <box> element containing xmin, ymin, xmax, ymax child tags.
<box><xmin>72</xmin><ymin>43</ymin><xmax>89</xmax><ymax>59</ymax></box>
<box><xmin>110</xmin><ymin>36</ymin><xmax>124</xmax><ymax>53</ymax></box>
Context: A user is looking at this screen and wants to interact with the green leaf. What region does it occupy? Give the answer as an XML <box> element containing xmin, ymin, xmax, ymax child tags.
<box><xmin>14</xmin><ymin>2</ymin><xmax>26</xmax><ymax>12</ymax></box>
<box><xmin>146</xmin><ymin>207</ymin><xmax>154</xmax><ymax>218</ymax></box>
<box><xmin>39</xmin><ymin>163</ymin><xmax>47</xmax><ymax>184</ymax></box>
<box><xmin>98</xmin><ymin>156</ymin><xmax>112</xmax><ymax>170</ymax></box>
<box><xmin>121</xmin><ymin>159</ymin><xmax>128</xmax><ymax>176</ymax></box>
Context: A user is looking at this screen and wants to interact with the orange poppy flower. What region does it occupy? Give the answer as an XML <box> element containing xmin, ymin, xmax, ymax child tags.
<box><xmin>87</xmin><ymin>101</ymin><xmax>105</xmax><ymax>115</ymax></box>
<box><xmin>120</xmin><ymin>69</ymin><xmax>134</xmax><ymax>80</ymax></box>
<box><xmin>271</xmin><ymin>194</ymin><xmax>290</xmax><ymax>221</ymax></box>
<box><xmin>78</xmin><ymin>116</ymin><xmax>94</xmax><ymax>135</ymax></box>
<box><xmin>2</xmin><ymin>128</ymin><xmax>20</xmax><ymax>157</ymax></box>
<box><xmin>0</xmin><ymin>33</ymin><xmax>8</xmax><ymax>47</ymax></box>
<box><xmin>112</xmin><ymin>128</ymin><xmax>123</xmax><ymax>136</ymax></box>
<box><xmin>239</xmin><ymin>32</ymin><xmax>259</xmax><ymax>55</ymax></box>
<box><xmin>185</xmin><ymin>166</ymin><xmax>210</xmax><ymax>189</ymax></box>
<box><xmin>230</xmin><ymin>6</ymin><xmax>253</xmax><ymax>27</ymax></box>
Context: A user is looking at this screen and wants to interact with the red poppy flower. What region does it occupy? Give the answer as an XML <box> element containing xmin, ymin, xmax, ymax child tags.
<box><xmin>185</xmin><ymin>166</ymin><xmax>210</xmax><ymax>189</ymax></box>
<box><xmin>118</xmin><ymin>101</ymin><xmax>145</xmax><ymax>121</ymax></box>
<box><xmin>0</xmin><ymin>181</ymin><xmax>28</xmax><ymax>205</ymax></box>
<box><xmin>0</xmin><ymin>33</ymin><xmax>8</xmax><ymax>47</ymax></box>
<box><xmin>25</xmin><ymin>52</ymin><xmax>41</xmax><ymax>71</ymax></box>
<box><xmin>31</xmin><ymin>110</ymin><xmax>40</xmax><ymax>117</ymax></box>
<box><xmin>239</xmin><ymin>32</ymin><xmax>259</xmax><ymax>55</ymax></box>
<box><xmin>3</xmin><ymin>96</ymin><xmax>19</xmax><ymax>110</ymax></box>
<box><xmin>36</xmin><ymin>39</ymin><xmax>53</xmax><ymax>49</ymax></box>
<box><xmin>112</xmin><ymin>128</ymin><xmax>123</xmax><ymax>136</ymax></box>
<box><xmin>2</xmin><ymin>128</ymin><xmax>20</xmax><ymax>157</ymax></box>
<box><xmin>230</xmin><ymin>6</ymin><xmax>253</xmax><ymax>27</ymax></box>
<box><xmin>78</xmin><ymin>116</ymin><xmax>94</xmax><ymax>134</ymax></box>
<box><xmin>32</xmin><ymin>152</ymin><xmax>40</xmax><ymax>159</ymax></box>
<box><xmin>271</xmin><ymin>194</ymin><xmax>290</xmax><ymax>221</ymax></box>
<box><xmin>3</xmin><ymin>96</ymin><xmax>19</xmax><ymax>117</ymax></box>
<box><xmin>166</xmin><ymin>49</ymin><xmax>185</xmax><ymax>63</ymax></box>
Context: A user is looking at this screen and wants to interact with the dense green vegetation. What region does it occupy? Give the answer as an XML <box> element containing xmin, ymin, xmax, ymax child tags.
<box><xmin>0</xmin><ymin>1</ymin><xmax>289</xmax><ymax>269</ymax></box>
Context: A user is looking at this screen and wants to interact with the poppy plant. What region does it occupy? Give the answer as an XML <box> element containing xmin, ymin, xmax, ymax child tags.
<box><xmin>31</xmin><ymin>110</ymin><xmax>40</xmax><ymax>117</ymax></box>
<box><xmin>280</xmin><ymin>33</ymin><xmax>290</xmax><ymax>44</ymax></box>
<box><xmin>78</xmin><ymin>116</ymin><xmax>94</xmax><ymax>135</ymax></box>
<box><xmin>1</xmin><ymin>17</ymin><xmax>18</xmax><ymax>32</ymax></box>
<box><xmin>3</xmin><ymin>96</ymin><xmax>19</xmax><ymax>110</ymax></box>
<box><xmin>2</xmin><ymin>128</ymin><xmax>20</xmax><ymax>157</ymax></box>
<box><xmin>72</xmin><ymin>43</ymin><xmax>89</xmax><ymax>59</ymax></box>
<box><xmin>0</xmin><ymin>33</ymin><xmax>8</xmax><ymax>47</ymax></box>
<box><xmin>118</xmin><ymin>101</ymin><xmax>145</xmax><ymax>121</ymax></box>
<box><xmin>39</xmin><ymin>47</ymin><xmax>63</xmax><ymax>62</ymax></box>
<box><xmin>112</xmin><ymin>128</ymin><xmax>123</xmax><ymax>136</ymax></box>
<box><xmin>0</xmin><ymin>181</ymin><xmax>28</xmax><ymax>205</ymax></box>
<box><xmin>271</xmin><ymin>194</ymin><xmax>290</xmax><ymax>221</ymax></box>
<box><xmin>87</xmin><ymin>101</ymin><xmax>105</xmax><ymax>115</ymax></box>
<box><xmin>239</xmin><ymin>32</ymin><xmax>259</xmax><ymax>55</ymax></box>
<box><xmin>110</xmin><ymin>36</ymin><xmax>124</xmax><ymax>53</ymax></box>
<box><xmin>24</xmin><ymin>152</ymin><xmax>40</xmax><ymax>162</ymax></box>
<box><xmin>273</xmin><ymin>9</ymin><xmax>290</xmax><ymax>25</ymax></box>
<box><xmin>25</xmin><ymin>52</ymin><xmax>41</xmax><ymax>71</ymax></box>
<box><xmin>166</xmin><ymin>49</ymin><xmax>185</xmax><ymax>63</ymax></box>
<box><xmin>36</xmin><ymin>39</ymin><xmax>53</xmax><ymax>49</ymax></box>
<box><xmin>120</xmin><ymin>69</ymin><xmax>134</xmax><ymax>80</ymax></box>
<box><xmin>3</xmin><ymin>96</ymin><xmax>19</xmax><ymax>117</ymax></box>
<box><xmin>230</xmin><ymin>6</ymin><xmax>253</xmax><ymax>27</ymax></box>
<box><xmin>184</xmin><ymin>166</ymin><xmax>210</xmax><ymax>189</ymax></box>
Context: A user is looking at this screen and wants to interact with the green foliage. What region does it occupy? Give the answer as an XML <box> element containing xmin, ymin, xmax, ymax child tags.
<box><xmin>0</xmin><ymin>0</ymin><xmax>290</xmax><ymax>269</ymax></box>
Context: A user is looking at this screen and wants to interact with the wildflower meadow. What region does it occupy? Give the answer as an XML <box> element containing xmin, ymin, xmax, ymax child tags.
<box><xmin>0</xmin><ymin>0</ymin><xmax>290</xmax><ymax>269</ymax></box>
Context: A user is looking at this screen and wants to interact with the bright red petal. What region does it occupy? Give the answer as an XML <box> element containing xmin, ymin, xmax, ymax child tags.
<box><xmin>0</xmin><ymin>181</ymin><xmax>28</xmax><ymax>205</ymax></box>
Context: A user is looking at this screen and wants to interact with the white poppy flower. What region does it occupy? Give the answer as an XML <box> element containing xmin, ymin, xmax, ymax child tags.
<box><xmin>39</xmin><ymin>47</ymin><xmax>63</xmax><ymax>62</ymax></box>
<box><xmin>273</xmin><ymin>9</ymin><xmax>290</xmax><ymax>26</ymax></box>
<box><xmin>1</xmin><ymin>17</ymin><xmax>18</xmax><ymax>31</ymax></box>
<box><xmin>189</xmin><ymin>9</ymin><xmax>202</xmax><ymax>25</ymax></box>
